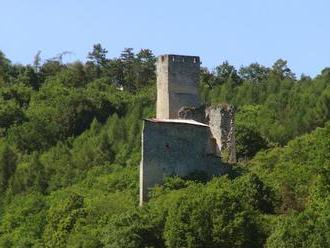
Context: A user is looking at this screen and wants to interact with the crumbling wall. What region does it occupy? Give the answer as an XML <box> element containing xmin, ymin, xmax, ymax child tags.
<box><xmin>177</xmin><ymin>106</ymin><xmax>206</xmax><ymax>123</ymax></box>
<box><xmin>205</xmin><ymin>104</ymin><xmax>236</xmax><ymax>163</ymax></box>
<box><xmin>178</xmin><ymin>104</ymin><xmax>237</xmax><ymax>163</ymax></box>
<box><xmin>140</xmin><ymin>119</ymin><xmax>228</xmax><ymax>205</ymax></box>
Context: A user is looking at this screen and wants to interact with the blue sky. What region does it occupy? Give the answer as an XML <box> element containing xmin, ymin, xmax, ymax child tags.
<box><xmin>0</xmin><ymin>0</ymin><xmax>329</xmax><ymax>77</ymax></box>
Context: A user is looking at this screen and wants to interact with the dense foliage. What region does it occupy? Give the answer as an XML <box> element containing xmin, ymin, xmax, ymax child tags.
<box><xmin>0</xmin><ymin>46</ymin><xmax>329</xmax><ymax>247</ymax></box>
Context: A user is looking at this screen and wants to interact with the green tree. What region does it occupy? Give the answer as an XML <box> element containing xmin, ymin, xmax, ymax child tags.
<box><xmin>0</xmin><ymin>143</ymin><xmax>17</xmax><ymax>192</ymax></box>
<box><xmin>0</xmin><ymin>50</ymin><xmax>11</xmax><ymax>85</ymax></box>
<box><xmin>8</xmin><ymin>154</ymin><xmax>48</xmax><ymax>194</ymax></box>
<box><xmin>214</xmin><ymin>61</ymin><xmax>241</xmax><ymax>85</ymax></box>
<box><xmin>235</xmin><ymin>124</ymin><xmax>268</xmax><ymax>160</ymax></box>
<box><xmin>238</xmin><ymin>63</ymin><xmax>270</xmax><ymax>82</ymax></box>
<box><xmin>87</xmin><ymin>43</ymin><xmax>109</xmax><ymax>67</ymax></box>
<box><xmin>271</xmin><ymin>59</ymin><xmax>295</xmax><ymax>80</ymax></box>
<box><xmin>43</xmin><ymin>192</ymin><xmax>86</xmax><ymax>248</ymax></box>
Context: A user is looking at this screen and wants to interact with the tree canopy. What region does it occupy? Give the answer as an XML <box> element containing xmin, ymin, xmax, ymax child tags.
<box><xmin>0</xmin><ymin>46</ymin><xmax>329</xmax><ymax>247</ymax></box>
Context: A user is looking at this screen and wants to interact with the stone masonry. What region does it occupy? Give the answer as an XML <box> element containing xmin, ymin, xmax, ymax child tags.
<box><xmin>205</xmin><ymin>105</ymin><xmax>236</xmax><ymax>163</ymax></box>
<box><xmin>140</xmin><ymin>54</ymin><xmax>236</xmax><ymax>205</ymax></box>
<box><xmin>139</xmin><ymin>119</ymin><xmax>226</xmax><ymax>204</ymax></box>
<box><xmin>156</xmin><ymin>55</ymin><xmax>201</xmax><ymax>119</ymax></box>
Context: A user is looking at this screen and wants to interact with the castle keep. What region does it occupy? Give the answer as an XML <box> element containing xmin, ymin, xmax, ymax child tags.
<box><xmin>140</xmin><ymin>54</ymin><xmax>236</xmax><ymax>205</ymax></box>
<box><xmin>156</xmin><ymin>55</ymin><xmax>200</xmax><ymax>119</ymax></box>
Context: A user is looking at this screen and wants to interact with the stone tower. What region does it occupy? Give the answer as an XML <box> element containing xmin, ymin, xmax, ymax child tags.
<box><xmin>156</xmin><ymin>55</ymin><xmax>201</xmax><ymax>119</ymax></box>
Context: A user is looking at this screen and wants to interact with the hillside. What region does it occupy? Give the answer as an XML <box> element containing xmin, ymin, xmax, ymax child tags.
<box><xmin>0</xmin><ymin>46</ymin><xmax>329</xmax><ymax>247</ymax></box>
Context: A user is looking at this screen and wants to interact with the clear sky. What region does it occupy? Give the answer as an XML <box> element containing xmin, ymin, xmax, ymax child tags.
<box><xmin>0</xmin><ymin>0</ymin><xmax>329</xmax><ymax>77</ymax></box>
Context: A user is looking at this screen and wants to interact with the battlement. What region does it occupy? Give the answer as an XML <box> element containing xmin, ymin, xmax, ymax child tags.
<box><xmin>157</xmin><ymin>54</ymin><xmax>200</xmax><ymax>64</ymax></box>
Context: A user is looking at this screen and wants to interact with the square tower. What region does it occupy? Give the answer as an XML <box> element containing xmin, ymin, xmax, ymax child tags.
<box><xmin>156</xmin><ymin>55</ymin><xmax>201</xmax><ymax>119</ymax></box>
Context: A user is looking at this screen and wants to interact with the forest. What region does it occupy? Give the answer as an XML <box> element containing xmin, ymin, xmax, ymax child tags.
<box><xmin>0</xmin><ymin>44</ymin><xmax>329</xmax><ymax>247</ymax></box>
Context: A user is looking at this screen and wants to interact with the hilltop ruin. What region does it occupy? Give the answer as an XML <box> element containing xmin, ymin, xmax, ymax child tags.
<box><xmin>140</xmin><ymin>54</ymin><xmax>236</xmax><ymax>205</ymax></box>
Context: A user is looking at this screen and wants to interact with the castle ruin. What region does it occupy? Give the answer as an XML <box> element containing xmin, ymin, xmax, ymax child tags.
<box><xmin>140</xmin><ymin>54</ymin><xmax>236</xmax><ymax>205</ymax></box>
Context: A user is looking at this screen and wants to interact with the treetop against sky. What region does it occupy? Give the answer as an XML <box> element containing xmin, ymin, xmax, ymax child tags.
<box><xmin>0</xmin><ymin>0</ymin><xmax>329</xmax><ymax>76</ymax></box>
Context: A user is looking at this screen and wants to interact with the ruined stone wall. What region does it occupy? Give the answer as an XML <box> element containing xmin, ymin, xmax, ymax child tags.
<box><xmin>177</xmin><ymin>104</ymin><xmax>237</xmax><ymax>163</ymax></box>
<box><xmin>205</xmin><ymin>105</ymin><xmax>236</xmax><ymax>163</ymax></box>
<box><xmin>156</xmin><ymin>55</ymin><xmax>200</xmax><ymax>119</ymax></box>
<box><xmin>140</xmin><ymin>119</ymin><xmax>227</xmax><ymax>205</ymax></box>
<box><xmin>177</xmin><ymin>106</ymin><xmax>206</xmax><ymax>123</ymax></box>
